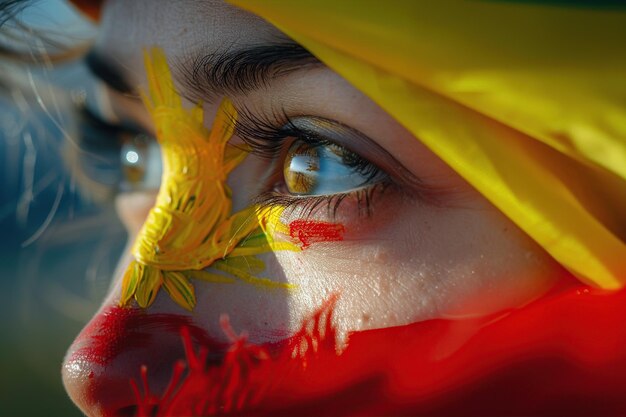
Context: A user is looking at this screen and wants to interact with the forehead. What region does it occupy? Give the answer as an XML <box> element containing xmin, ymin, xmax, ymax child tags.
<box><xmin>97</xmin><ymin>0</ymin><xmax>284</xmax><ymax>83</ymax></box>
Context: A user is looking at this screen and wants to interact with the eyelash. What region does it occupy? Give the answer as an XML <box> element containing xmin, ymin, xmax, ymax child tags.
<box><xmin>255</xmin><ymin>185</ymin><xmax>390</xmax><ymax>219</ymax></box>
<box><xmin>234</xmin><ymin>106</ymin><xmax>391</xmax><ymax>218</ymax></box>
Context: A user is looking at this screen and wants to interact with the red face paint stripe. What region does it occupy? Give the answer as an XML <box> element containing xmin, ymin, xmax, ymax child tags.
<box><xmin>288</xmin><ymin>220</ymin><xmax>345</xmax><ymax>248</ymax></box>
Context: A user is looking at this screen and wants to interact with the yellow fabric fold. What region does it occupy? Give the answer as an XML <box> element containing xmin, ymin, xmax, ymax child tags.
<box><xmin>230</xmin><ymin>0</ymin><xmax>626</xmax><ymax>288</ymax></box>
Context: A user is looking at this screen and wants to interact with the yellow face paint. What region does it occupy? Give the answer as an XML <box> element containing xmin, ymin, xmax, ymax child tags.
<box><xmin>120</xmin><ymin>48</ymin><xmax>297</xmax><ymax>311</ymax></box>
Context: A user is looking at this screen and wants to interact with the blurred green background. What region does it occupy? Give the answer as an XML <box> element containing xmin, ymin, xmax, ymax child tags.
<box><xmin>0</xmin><ymin>1</ymin><xmax>127</xmax><ymax>415</ymax></box>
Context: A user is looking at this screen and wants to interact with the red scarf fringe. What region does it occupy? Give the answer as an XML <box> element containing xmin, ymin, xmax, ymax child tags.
<box><xmin>133</xmin><ymin>287</ymin><xmax>626</xmax><ymax>416</ymax></box>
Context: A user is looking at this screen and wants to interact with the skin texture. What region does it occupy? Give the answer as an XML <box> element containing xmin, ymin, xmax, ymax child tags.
<box><xmin>62</xmin><ymin>1</ymin><xmax>566</xmax><ymax>415</ymax></box>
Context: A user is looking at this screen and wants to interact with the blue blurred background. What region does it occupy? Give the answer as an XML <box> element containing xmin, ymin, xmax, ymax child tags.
<box><xmin>0</xmin><ymin>2</ymin><xmax>127</xmax><ymax>415</ymax></box>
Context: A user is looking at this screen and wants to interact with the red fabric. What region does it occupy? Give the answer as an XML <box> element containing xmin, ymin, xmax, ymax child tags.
<box><xmin>134</xmin><ymin>286</ymin><xmax>626</xmax><ymax>416</ymax></box>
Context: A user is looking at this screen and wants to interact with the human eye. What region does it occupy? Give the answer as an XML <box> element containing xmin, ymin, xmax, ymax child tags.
<box><xmin>283</xmin><ymin>134</ymin><xmax>385</xmax><ymax>196</ymax></box>
<box><xmin>72</xmin><ymin>101</ymin><xmax>161</xmax><ymax>197</ymax></box>
<box><xmin>118</xmin><ymin>132</ymin><xmax>161</xmax><ymax>192</ymax></box>
<box><xmin>234</xmin><ymin>108</ymin><xmax>403</xmax><ymax>218</ymax></box>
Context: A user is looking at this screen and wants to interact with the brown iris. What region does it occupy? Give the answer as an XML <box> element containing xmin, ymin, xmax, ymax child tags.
<box><xmin>284</xmin><ymin>142</ymin><xmax>320</xmax><ymax>194</ymax></box>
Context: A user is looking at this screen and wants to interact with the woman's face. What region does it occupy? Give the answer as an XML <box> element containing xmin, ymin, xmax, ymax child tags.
<box><xmin>63</xmin><ymin>1</ymin><xmax>564</xmax><ymax>415</ymax></box>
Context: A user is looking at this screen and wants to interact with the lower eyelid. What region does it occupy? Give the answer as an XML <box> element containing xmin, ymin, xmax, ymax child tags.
<box><xmin>255</xmin><ymin>181</ymin><xmax>393</xmax><ymax>221</ymax></box>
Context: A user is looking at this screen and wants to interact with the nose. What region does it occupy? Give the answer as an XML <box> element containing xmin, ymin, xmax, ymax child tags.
<box><xmin>62</xmin><ymin>302</ymin><xmax>224</xmax><ymax>417</ymax></box>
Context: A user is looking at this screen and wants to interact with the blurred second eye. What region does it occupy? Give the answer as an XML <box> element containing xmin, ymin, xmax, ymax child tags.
<box><xmin>120</xmin><ymin>133</ymin><xmax>162</xmax><ymax>192</ymax></box>
<box><xmin>72</xmin><ymin>101</ymin><xmax>162</xmax><ymax>197</ymax></box>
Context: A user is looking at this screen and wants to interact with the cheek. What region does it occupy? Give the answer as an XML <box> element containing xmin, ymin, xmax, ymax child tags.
<box><xmin>265</xmin><ymin>193</ymin><xmax>562</xmax><ymax>334</ymax></box>
<box><xmin>416</xmin><ymin>206</ymin><xmax>563</xmax><ymax>319</ymax></box>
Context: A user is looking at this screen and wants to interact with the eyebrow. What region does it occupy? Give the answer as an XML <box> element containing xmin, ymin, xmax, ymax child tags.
<box><xmin>175</xmin><ymin>42</ymin><xmax>323</xmax><ymax>103</ymax></box>
<box><xmin>86</xmin><ymin>43</ymin><xmax>323</xmax><ymax>103</ymax></box>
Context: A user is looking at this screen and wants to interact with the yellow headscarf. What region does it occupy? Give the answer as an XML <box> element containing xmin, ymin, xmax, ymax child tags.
<box><xmin>230</xmin><ymin>0</ymin><xmax>626</xmax><ymax>289</ymax></box>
